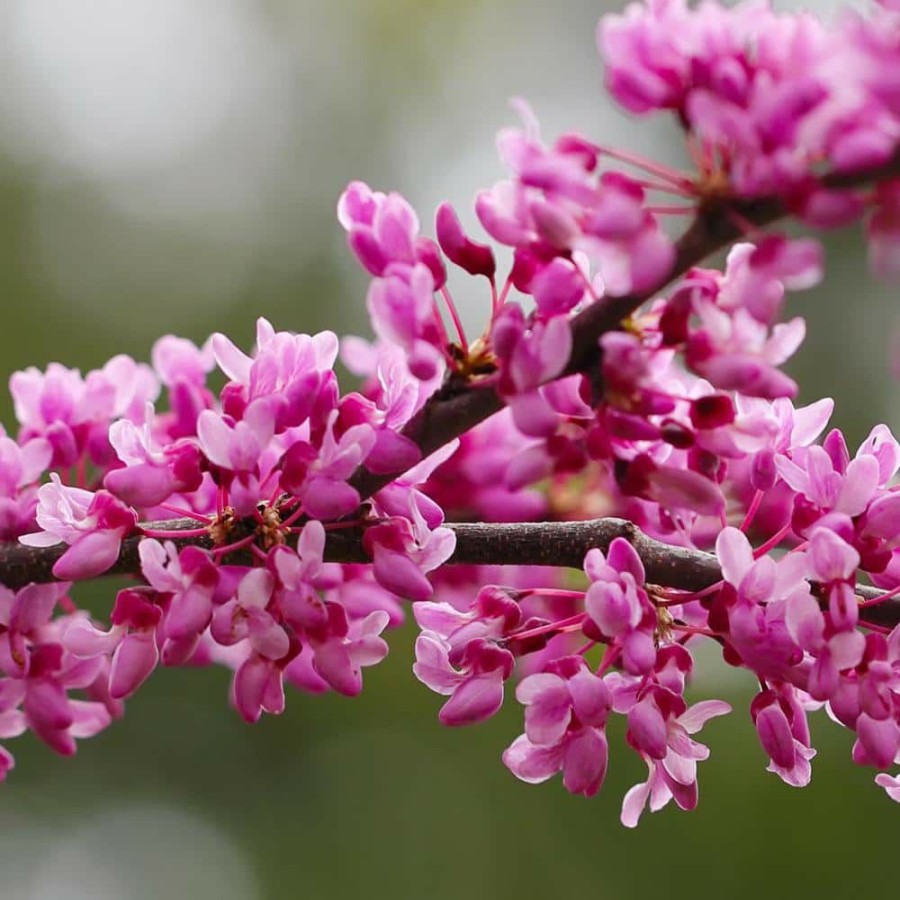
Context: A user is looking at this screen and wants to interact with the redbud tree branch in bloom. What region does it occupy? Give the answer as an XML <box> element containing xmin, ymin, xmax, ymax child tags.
<box><xmin>1</xmin><ymin>517</ymin><xmax>897</xmax><ymax>629</ymax></box>
<box><xmin>3</xmin><ymin>0</ymin><xmax>900</xmax><ymax>824</ymax></box>
<box><xmin>351</xmin><ymin>154</ymin><xmax>900</xmax><ymax>501</ymax></box>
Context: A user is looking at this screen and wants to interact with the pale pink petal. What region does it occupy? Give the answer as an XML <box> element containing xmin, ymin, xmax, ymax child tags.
<box><xmin>439</xmin><ymin>670</ymin><xmax>505</xmax><ymax>726</ymax></box>
<box><xmin>503</xmin><ymin>734</ymin><xmax>565</xmax><ymax>784</ymax></box>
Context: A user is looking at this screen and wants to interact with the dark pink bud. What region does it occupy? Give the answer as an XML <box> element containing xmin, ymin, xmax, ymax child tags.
<box><xmin>220</xmin><ymin>382</ymin><xmax>247</xmax><ymax>421</ymax></box>
<box><xmin>435</xmin><ymin>203</ymin><xmax>496</xmax><ymax>279</ymax></box>
<box><xmin>554</xmin><ymin>133</ymin><xmax>599</xmax><ymax>170</ymax></box>
<box><xmin>690</xmin><ymin>394</ymin><xmax>735</xmax><ymax>430</ymax></box>
<box><xmin>660</xmin><ymin>419</ymin><xmax>694</xmax><ymax>450</ymax></box>
<box><xmin>111</xmin><ymin>588</ymin><xmax>162</xmax><ymax>629</ymax></box>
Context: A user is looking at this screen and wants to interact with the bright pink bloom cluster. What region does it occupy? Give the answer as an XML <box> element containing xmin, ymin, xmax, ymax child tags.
<box><xmin>601</xmin><ymin>0</ymin><xmax>900</xmax><ymax>195</ymax></box>
<box><xmin>1</xmin><ymin>0</ymin><xmax>899</xmax><ymax>828</ymax></box>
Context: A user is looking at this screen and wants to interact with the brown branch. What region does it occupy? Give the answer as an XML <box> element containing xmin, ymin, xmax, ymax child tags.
<box><xmin>1</xmin><ymin>517</ymin><xmax>896</xmax><ymax>628</ymax></box>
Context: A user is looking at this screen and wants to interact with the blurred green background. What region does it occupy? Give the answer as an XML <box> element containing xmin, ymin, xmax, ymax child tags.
<box><xmin>0</xmin><ymin>1</ymin><xmax>896</xmax><ymax>897</ymax></box>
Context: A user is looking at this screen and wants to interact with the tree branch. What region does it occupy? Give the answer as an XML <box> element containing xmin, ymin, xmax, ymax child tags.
<box><xmin>351</xmin><ymin>153</ymin><xmax>900</xmax><ymax>501</ymax></box>
<box><xmin>1</xmin><ymin>517</ymin><xmax>895</xmax><ymax>628</ymax></box>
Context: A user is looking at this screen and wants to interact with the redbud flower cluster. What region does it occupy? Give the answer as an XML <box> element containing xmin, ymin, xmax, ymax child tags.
<box><xmin>1</xmin><ymin>0</ymin><xmax>900</xmax><ymax>826</ymax></box>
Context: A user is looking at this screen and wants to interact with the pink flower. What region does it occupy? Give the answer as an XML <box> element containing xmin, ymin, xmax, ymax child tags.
<box><xmin>583</xmin><ymin>538</ymin><xmax>657</xmax><ymax>674</ymax></box>
<box><xmin>0</xmin><ymin>582</ymin><xmax>69</xmax><ymax>677</ymax></box>
<box><xmin>599</xmin><ymin>0</ymin><xmax>888</xmax><ymax>196</ymax></box>
<box><xmin>139</xmin><ymin>540</ymin><xmax>218</xmax><ymax>665</ymax></box>
<box><xmin>232</xmin><ymin>651</ymin><xmax>287</xmax><ymax>724</ymax></box>
<box><xmin>503</xmin><ymin>657</ymin><xmax>612</xmax><ymax>797</ymax></box>
<box><xmin>269</xmin><ymin>521</ymin><xmax>339</xmax><ymax>631</ymax></box>
<box><xmin>338</xmin><ymin>182</ymin><xmax>445</xmax><ymax>287</ymax></box>
<box><xmin>212</xmin><ymin>319</ymin><xmax>340</xmax><ymax>435</ymax></box>
<box><xmin>751</xmin><ymin>687</ymin><xmax>816</xmax><ymax>787</ymax></box>
<box><xmin>414</xmin><ymin>633</ymin><xmax>513</xmax><ymax>726</ymax></box>
<box><xmin>105</xmin><ymin>403</ymin><xmax>202</xmax><ymax>508</ymax></box>
<box><xmin>19</xmin><ymin>475</ymin><xmax>137</xmax><ymax>580</ymax></box>
<box><xmin>620</xmin><ymin>698</ymin><xmax>730</xmax><ymax>827</ymax></box>
<box><xmin>364</xmin><ymin>513</ymin><xmax>455</xmax><ymax>601</ymax></box>
<box><xmin>210</xmin><ymin>568</ymin><xmax>289</xmax><ymax>661</ymax></box>
<box><xmin>308</xmin><ymin>606</ymin><xmax>390</xmax><ymax>698</ymax></box>
<box><xmin>279</xmin><ymin>413</ymin><xmax>375</xmax><ymax>520</ymax></box>
<box><xmin>366</xmin><ymin>264</ymin><xmax>446</xmax><ymax>381</ymax></box>
<box><xmin>64</xmin><ymin>588</ymin><xmax>162</xmax><ymax>699</ymax></box>
<box><xmin>714</xmin><ymin>527</ymin><xmax>809</xmax><ymax>677</ymax></box>
<box><xmin>7</xmin><ymin>642</ymin><xmax>111</xmax><ymax>757</ymax></box>
<box><xmin>492</xmin><ymin>303</ymin><xmax>572</xmax><ymax>436</ymax></box>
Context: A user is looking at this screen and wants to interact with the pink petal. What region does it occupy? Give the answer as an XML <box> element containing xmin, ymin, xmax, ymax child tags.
<box><xmin>52</xmin><ymin>529</ymin><xmax>124</xmax><ymax>581</ymax></box>
<box><xmin>677</xmin><ymin>700</ymin><xmax>732</xmax><ymax>734</ymax></box>
<box><xmin>412</xmin><ymin>633</ymin><xmax>461</xmax><ymax>695</ymax></box>
<box><xmin>561</xmin><ymin>727</ymin><xmax>608</xmax><ymax>797</ymax></box>
<box><xmin>439</xmin><ymin>670</ymin><xmax>505</xmax><ymax>726</ymax></box>
<box><xmin>109</xmin><ymin>631</ymin><xmax>159</xmax><ymax>699</ymax></box>
<box><xmin>716</xmin><ymin>527</ymin><xmax>754</xmax><ymax>586</ymax></box>
<box><xmin>503</xmin><ymin>734</ymin><xmax>565</xmax><ymax>784</ymax></box>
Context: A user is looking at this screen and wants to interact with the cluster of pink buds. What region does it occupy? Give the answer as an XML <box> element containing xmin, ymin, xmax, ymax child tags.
<box><xmin>1</xmin><ymin>0</ymin><xmax>900</xmax><ymax>827</ymax></box>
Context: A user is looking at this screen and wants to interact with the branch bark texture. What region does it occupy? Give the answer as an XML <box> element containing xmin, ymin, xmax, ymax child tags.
<box><xmin>0</xmin><ymin>517</ymin><xmax>895</xmax><ymax>628</ymax></box>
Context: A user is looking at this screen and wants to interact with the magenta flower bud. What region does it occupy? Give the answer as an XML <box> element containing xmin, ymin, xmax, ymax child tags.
<box><xmin>553</xmin><ymin>133</ymin><xmax>599</xmax><ymax>170</ymax></box>
<box><xmin>660</xmin><ymin>419</ymin><xmax>694</xmax><ymax>450</ymax></box>
<box><xmin>435</xmin><ymin>203</ymin><xmax>496</xmax><ymax>279</ymax></box>
<box><xmin>690</xmin><ymin>394</ymin><xmax>735</xmax><ymax>430</ymax></box>
<box><xmin>111</xmin><ymin>588</ymin><xmax>162</xmax><ymax>630</ymax></box>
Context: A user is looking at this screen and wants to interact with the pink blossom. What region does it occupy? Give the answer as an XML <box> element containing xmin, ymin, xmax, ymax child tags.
<box><xmin>492</xmin><ymin>303</ymin><xmax>572</xmax><ymax>436</ymax></box>
<box><xmin>269</xmin><ymin>522</ymin><xmax>339</xmax><ymax>631</ymax></box>
<box><xmin>338</xmin><ymin>182</ymin><xmax>445</xmax><ymax>287</ymax></box>
<box><xmin>751</xmin><ymin>687</ymin><xmax>816</xmax><ymax>787</ymax></box>
<box><xmin>152</xmin><ymin>335</ymin><xmax>215</xmax><ymax>389</ymax></box>
<box><xmin>7</xmin><ymin>642</ymin><xmax>111</xmax><ymax>756</ymax></box>
<box><xmin>620</xmin><ymin>698</ymin><xmax>730</xmax><ymax>827</ymax></box>
<box><xmin>503</xmin><ymin>657</ymin><xmax>611</xmax><ymax>797</ymax></box>
<box><xmin>307</xmin><ymin>605</ymin><xmax>390</xmax><ymax>698</ymax></box>
<box><xmin>364</xmin><ymin>513</ymin><xmax>455</xmax><ymax>601</ymax></box>
<box><xmin>64</xmin><ymin>588</ymin><xmax>162</xmax><ymax>699</ymax></box>
<box><xmin>105</xmin><ymin>403</ymin><xmax>203</xmax><ymax>508</ymax></box>
<box><xmin>414</xmin><ymin>633</ymin><xmax>513</xmax><ymax>726</ymax></box>
<box><xmin>599</xmin><ymin>0</ymin><xmax>889</xmax><ymax>196</ymax></box>
<box><xmin>232</xmin><ymin>651</ymin><xmax>287</xmax><ymax>724</ymax></box>
<box><xmin>210</xmin><ymin>568</ymin><xmax>289</xmax><ymax>661</ymax></box>
<box><xmin>139</xmin><ymin>540</ymin><xmax>218</xmax><ymax>665</ymax></box>
<box><xmin>366</xmin><ymin>264</ymin><xmax>446</xmax><ymax>381</ymax></box>
<box><xmin>286</xmin><ymin>416</ymin><xmax>375</xmax><ymax>520</ymax></box>
<box><xmin>20</xmin><ymin>476</ymin><xmax>137</xmax><ymax>580</ymax></box>
<box><xmin>583</xmin><ymin>538</ymin><xmax>657</xmax><ymax>674</ymax></box>
<box><xmin>714</xmin><ymin>527</ymin><xmax>809</xmax><ymax>676</ymax></box>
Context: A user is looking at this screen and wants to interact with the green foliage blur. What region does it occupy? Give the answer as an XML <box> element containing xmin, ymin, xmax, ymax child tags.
<box><xmin>0</xmin><ymin>1</ymin><xmax>896</xmax><ymax>897</ymax></box>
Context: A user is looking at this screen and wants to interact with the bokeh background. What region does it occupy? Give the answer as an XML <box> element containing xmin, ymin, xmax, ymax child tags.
<box><xmin>0</xmin><ymin>1</ymin><xmax>896</xmax><ymax>898</ymax></box>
